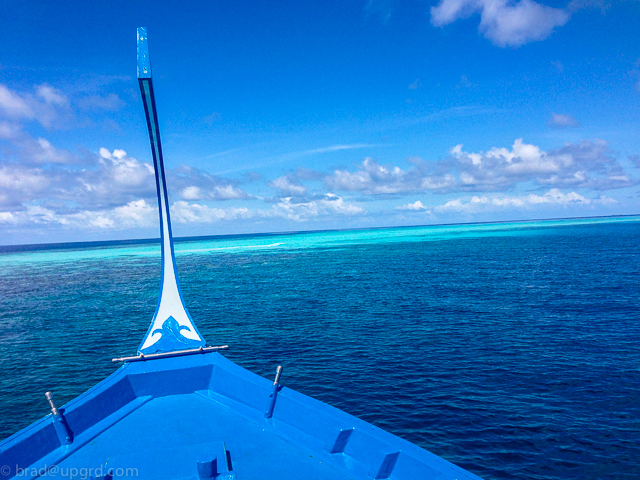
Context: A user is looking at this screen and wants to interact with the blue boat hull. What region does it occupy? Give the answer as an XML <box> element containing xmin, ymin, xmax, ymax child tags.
<box><xmin>0</xmin><ymin>353</ymin><xmax>482</xmax><ymax>479</ymax></box>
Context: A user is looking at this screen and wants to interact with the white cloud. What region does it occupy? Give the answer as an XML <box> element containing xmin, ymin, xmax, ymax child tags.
<box><xmin>0</xmin><ymin>211</ymin><xmax>15</xmax><ymax>223</ymax></box>
<box><xmin>0</xmin><ymin>121</ymin><xmax>21</xmax><ymax>139</ymax></box>
<box><xmin>171</xmin><ymin>201</ymin><xmax>253</xmax><ymax>224</ymax></box>
<box><xmin>272</xmin><ymin>193</ymin><xmax>364</xmax><ymax>221</ymax></box>
<box><xmin>6</xmin><ymin>200</ymin><xmax>155</xmax><ymax>229</ymax></box>
<box><xmin>0</xmin><ymin>131</ymin><xmax>76</xmax><ymax>165</ymax></box>
<box><xmin>171</xmin><ymin>165</ymin><xmax>251</xmax><ymax>201</ymax></box>
<box><xmin>181</xmin><ymin>186</ymin><xmax>203</xmax><ymax>200</ymax></box>
<box><xmin>78</xmin><ymin>93</ymin><xmax>125</xmax><ymax>111</ymax></box>
<box><xmin>213</xmin><ymin>185</ymin><xmax>248</xmax><ymax>200</ymax></box>
<box><xmin>90</xmin><ymin>148</ymin><xmax>155</xmax><ymax>199</ymax></box>
<box><xmin>327</xmin><ymin>157</ymin><xmax>413</xmax><ymax>194</ymax></box>
<box><xmin>0</xmin><ymin>165</ymin><xmax>51</xmax><ymax>207</ymax></box>
<box><xmin>0</xmin><ymin>198</ymin><xmax>259</xmax><ymax>230</ymax></box>
<box><xmin>325</xmin><ymin>139</ymin><xmax>634</xmax><ymax>195</ymax></box>
<box><xmin>112</xmin><ymin>199</ymin><xmax>156</xmax><ymax>226</ymax></box>
<box><xmin>433</xmin><ymin>188</ymin><xmax>610</xmax><ymax>214</ymax></box>
<box><xmin>0</xmin><ymin>132</ymin><xmax>256</xmax><ymax>223</ymax></box>
<box><xmin>397</xmin><ymin>200</ymin><xmax>430</xmax><ymax>211</ymax></box>
<box><xmin>88</xmin><ymin>215</ymin><xmax>115</xmax><ymax>229</ymax></box>
<box><xmin>548</xmin><ymin>113</ymin><xmax>580</xmax><ymax>128</ymax></box>
<box><xmin>25</xmin><ymin>205</ymin><xmax>62</xmax><ymax>224</ymax></box>
<box><xmin>179</xmin><ymin>183</ymin><xmax>248</xmax><ymax>201</ymax></box>
<box><xmin>0</xmin><ymin>85</ymin><xmax>34</xmax><ymax>118</ymax></box>
<box><xmin>0</xmin><ymin>84</ymin><xmax>71</xmax><ymax>128</ymax></box>
<box><xmin>430</xmin><ymin>0</ymin><xmax>570</xmax><ymax>47</ymax></box>
<box><xmin>37</xmin><ymin>85</ymin><xmax>69</xmax><ymax>107</ymax></box>
<box><xmin>270</xmin><ymin>175</ymin><xmax>308</xmax><ymax>196</ymax></box>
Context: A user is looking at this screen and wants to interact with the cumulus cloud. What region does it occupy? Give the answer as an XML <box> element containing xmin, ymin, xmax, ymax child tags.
<box><xmin>270</xmin><ymin>175</ymin><xmax>308</xmax><ymax>197</ymax></box>
<box><xmin>397</xmin><ymin>200</ymin><xmax>430</xmax><ymax>211</ymax></box>
<box><xmin>0</xmin><ymin>192</ymin><xmax>365</xmax><ymax>230</ymax></box>
<box><xmin>89</xmin><ymin>148</ymin><xmax>156</xmax><ymax>201</ymax></box>
<box><xmin>449</xmin><ymin>139</ymin><xmax>633</xmax><ymax>190</ymax></box>
<box><xmin>0</xmin><ymin>147</ymin><xmax>155</xmax><ymax>210</ymax></box>
<box><xmin>178</xmin><ymin>184</ymin><xmax>247</xmax><ymax>201</ymax></box>
<box><xmin>0</xmin><ymin>126</ymin><xmax>76</xmax><ymax>165</ymax></box>
<box><xmin>430</xmin><ymin>0</ymin><xmax>570</xmax><ymax>47</ymax></box>
<box><xmin>325</xmin><ymin>138</ymin><xmax>634</xmax><ymax>195</ymax></box>
<box><xmin>0</xmin><ymin>165</ymin><xmax>54</xmax><ymax>208</ymax></box>
<box><xmin>171</xmin><ymin>201</ymin><xmax>254</xmax><ymax>224</ymax></box>
<box><xmin>0</xmin><ymin>198</ymin><xmax>260</xmax><ymax>230</ymax></box>
<box><xmin>0</xmin><ymin>211</ymin><xmax>15</xmax><ymax>223</ymax></box>
<box><xmin>433</xmin><ymin>188</ymin><xmax>615</xmax><ymax>214</ymax></box>
<box><xmin>171</xmin><ymin>165</ymin><xmax>251</xmax><ymax>201</ymax></box>
<box><xmin>548</xmin><ymin>113</ymin><xmax>580</xmax><ymax>128</ymax></box>
<box><xmin>272</xmin><ymin>193</ymin><xmax>364</xmax><ymax>221</ymax></box>
<box><xmin>326</xmin><ymin>157</ymin><xmax>419</xmax><ymax>194</ymax></box>
<box><xmin>0</xmin><ymin>137</ymin><xmax>253</xmax><ymax>222</ymax></box>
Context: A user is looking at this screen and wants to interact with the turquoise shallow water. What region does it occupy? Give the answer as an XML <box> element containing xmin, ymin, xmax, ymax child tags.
<box><xmin>1</xmin><ymin>216</ymin><xmax>639</xmax><ymax>479</ymax></box>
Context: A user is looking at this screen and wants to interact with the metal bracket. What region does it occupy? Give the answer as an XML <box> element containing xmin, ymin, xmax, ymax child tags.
<box><xmin>112</xmin><ymin>345</ymin><xmax>228</xmax><ymax>363</ymax></box>
<box><xmin>45</xmin><ymin>391</ymin><xmax>73</xmax><ymax>445</ymax></box>
<box><xmin>264</xmin><ymin>365</ymin><xmax>283</xmax><ymax>418</ymax></box>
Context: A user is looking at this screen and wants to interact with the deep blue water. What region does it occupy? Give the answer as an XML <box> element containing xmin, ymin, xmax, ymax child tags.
<box><xmin>1</xmin><ymin>217</ymin><xmax>639</xmax><ymax>479</ymax></box>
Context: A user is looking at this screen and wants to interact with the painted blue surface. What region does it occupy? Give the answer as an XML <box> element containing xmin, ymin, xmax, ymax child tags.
<box><xmin>136</xmin><ymin>27</ymin><xmax>151</xmax><ymax>79</ymax></box>
<box><xmin>136</xmin><ymin>28</ymin><xmax>205</xmax><ymax>355</ymax></box>
<box><xmin>0</xmin><ymin>353</ymin><xmax>481</xmax><ymax>479</ymax></box>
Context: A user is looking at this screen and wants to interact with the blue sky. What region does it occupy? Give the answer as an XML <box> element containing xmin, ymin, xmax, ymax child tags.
<box><xmin>1</xmin><ymin>0</ymin><xmax>639</xmax><ymax>245</ymax></box>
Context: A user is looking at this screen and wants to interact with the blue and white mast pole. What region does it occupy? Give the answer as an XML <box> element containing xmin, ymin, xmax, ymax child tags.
<box><xmin>136</xmin><ymin>28</ymin><xmax>206</xmax><ymax>355</ymax></box>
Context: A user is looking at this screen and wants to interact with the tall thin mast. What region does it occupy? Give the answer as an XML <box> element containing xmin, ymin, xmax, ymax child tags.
<box><xmin>136</xmin><ymin>27</ymin><xmax>206</xmax><ymax>354</ymax></box>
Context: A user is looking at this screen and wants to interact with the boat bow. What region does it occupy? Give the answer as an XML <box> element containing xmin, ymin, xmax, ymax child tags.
<box><xmin>136</xmin><ymin>27</ymin><xmax>206</xmax><ymax>355</ymax></box>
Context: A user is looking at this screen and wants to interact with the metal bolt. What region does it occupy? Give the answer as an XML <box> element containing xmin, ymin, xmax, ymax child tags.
<box><xmin>273</xmin><ymin>365</ymin><xmax>283</xmax><ymax>385</ymax></box>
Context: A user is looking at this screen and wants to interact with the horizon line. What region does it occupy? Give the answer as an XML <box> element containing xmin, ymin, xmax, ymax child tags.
<box><xmin>1</xmin><ymin>212</ymin><xmax>638</xmax><ymax>253</ymax></box>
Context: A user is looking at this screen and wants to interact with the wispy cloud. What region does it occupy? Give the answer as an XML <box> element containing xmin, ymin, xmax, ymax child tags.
<box><xmin>365</xmin><ymin>0</ymin><xmax>394</xmax><ymax>22</ymax></box>
<box><xmin>0</xmin><ymin>84</ymin><xmax>72</xmax><ymax>128</ymax></box>
<box><xmin>284</xmin><ymin>143</ymin><xmax>389</xmax><ymax>159</ymax></box>
<box><xmin>548</xmin><ymin>113</ymin><xmax>580</xmax><ymax>128</ymax></box>
<box><xmin>77</xmin><ymin>93</ymin><xmax>125</xmax><ymax>111</ymax></box>
<box><xmin>408</xmin><ymin>79</ymin><xmax>421</xmax><ymax>90</ymax></box>
<box><xmin>198</xmin><ymin>147</ymin><xmax>247</xmax><ymax>161</ymax></box>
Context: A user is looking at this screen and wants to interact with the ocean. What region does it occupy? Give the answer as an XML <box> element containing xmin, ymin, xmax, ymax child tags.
<box><xmin>0</xmin><ymin>216</ymin><xmax>639</xmax><ymax>479</ymax></box>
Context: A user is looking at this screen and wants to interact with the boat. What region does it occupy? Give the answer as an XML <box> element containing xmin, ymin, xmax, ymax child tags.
<box><xmin>0</xmin><ymin>29</ymin><xmax>483</xmax><ymax>480</ymax></box>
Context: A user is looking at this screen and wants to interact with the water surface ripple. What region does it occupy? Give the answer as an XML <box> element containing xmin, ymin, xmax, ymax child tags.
<box><xmin>0</xmin><ymin>218</ymin><xmax>639</xmax><ymax>479</ymax></box>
